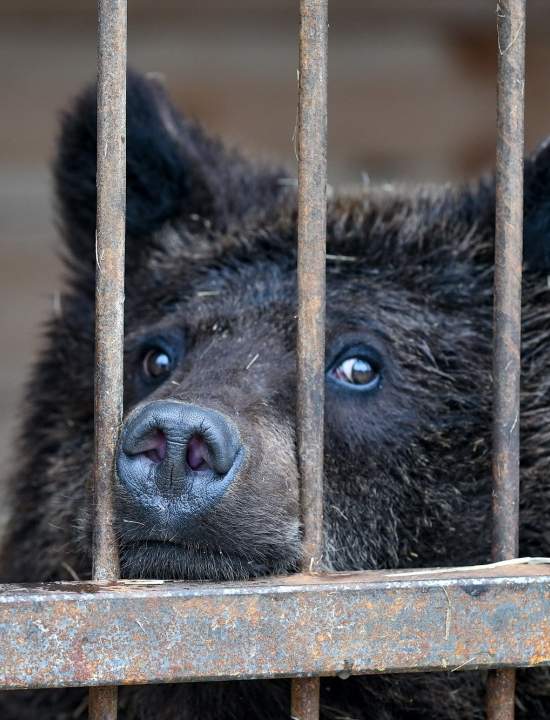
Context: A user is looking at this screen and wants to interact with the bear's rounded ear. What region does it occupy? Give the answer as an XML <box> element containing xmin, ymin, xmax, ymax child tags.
<box><xmin>523</xmin><ymin>138</ymin><xmax>550</xmax><ymax>271</ymax></box>
<box><xmin>54</xmin><ymin>70</ymin><xmax>285</xmax><ymax>263</ymax></box>
<box><xmin>55</xmin><ymin>71</ymin><xmax>193</xmax><ymax>258</ymax></box>
<box><xmin>457</xmin><ymin>139</ymin><xmax>550</xmax><ymax>272</ymax></box>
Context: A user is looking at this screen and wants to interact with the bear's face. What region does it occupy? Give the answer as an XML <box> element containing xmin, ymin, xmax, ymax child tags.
<box><xmin>4</xmin><ymin>72</ymin><xmax>550</xmax><ymax>585</ymax></box>
<box><xmin>69</xmin><ymin>202</ymin><xmax>495</xmax><ymax>581</ymax></box>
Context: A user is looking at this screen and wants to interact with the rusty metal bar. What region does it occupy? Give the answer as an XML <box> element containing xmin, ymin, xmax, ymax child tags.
<box><xmin>492</xmin><ymin>0</ymin><xmax>525</xmax><ymax>563</ymax></box>
<box><xmin>91</xmin><ymin>0</ymin><xmax>127</xmax><ymax>717</ymax></box>
<box><xmin>487</xmin><ymin>669</ymin><xmax>517</xmax><ymax>720</ymax></box>
<box><xmin>292</xmin><ymin>0</ymin><xmax>328</xmax><ymax>717</ymax></box>
<box><xmin>487</xmin><ymin>1</ymin><xmax>526</xmax><ymax>718</ymax></box>
<box><xmin>296</xmin><ymin>0</ymin><xmax>328</xmax><ymax>574</ymax></box>
<box><xmin>0</xmin><ymin>565</ymin><xmax>549</xmax><ymax>690</ymax></box>
<box><xmin>291</xmin><ymin>678</ymin><xmax>320</xmax><ymax>720</ymax></box>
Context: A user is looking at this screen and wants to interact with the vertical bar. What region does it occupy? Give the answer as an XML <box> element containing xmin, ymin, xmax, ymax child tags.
<box><xmin>90</xmin><ymin>0</ymin><xmax>127</xmax><ymax>717</ymax></box>
<box><xmin>487</xmin><ymin>670</ymin><xmax>517</xmax><ymax>720</ymax></box>
<box><xmin>487</xmin><ymin>1</ymin><xmax>526</xmax><ymax>718</ymax></box>
<box><xmin>292</xmin><ymin>677</ymin><xmax>320</xmax><ymax>720</ymax></box>
<box><xmin>291</xmin><ymin>1</ymin><xmax>328</xmax><ymax>719</ymax></box>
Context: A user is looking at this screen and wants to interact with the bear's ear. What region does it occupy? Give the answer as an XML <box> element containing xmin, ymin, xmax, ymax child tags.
<box><xmin>54</xmin><ymin>71</ymin><xmax>284</xmax><ymax>263</ymax></box>
<box><xmin>523</xmin><ymin>139</ymin><xmax>550</xmax><ymax>271</ymax></box>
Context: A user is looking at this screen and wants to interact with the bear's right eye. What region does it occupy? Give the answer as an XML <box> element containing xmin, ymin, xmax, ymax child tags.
<box><xmin>327</xmin><ymin>344</ymin><xmax>383</xmax><ymax>393</ymax></box>
<box><xmin>141</xmin><ymin>348</ymin><xmax>175</xmax><ymax>381</ymax></box>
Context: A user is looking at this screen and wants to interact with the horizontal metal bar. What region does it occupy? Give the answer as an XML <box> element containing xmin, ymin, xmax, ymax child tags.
<box><xmin>0</xmin><ymin>565</ymin><xmax>549</xmax><ymax>691</ymax></box>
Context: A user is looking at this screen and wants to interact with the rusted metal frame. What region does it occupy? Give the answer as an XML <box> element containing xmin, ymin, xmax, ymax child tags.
<box><xmin>487</xmin><ymin>1</ymin><xmax>526</xmax><ymax>718</ymax></box>
<box><xmin>92</xmin><ymin>0</ymin><xmax>127</xmax><ymax>717</ymax></box>
<box><xmin>293</xmin><ymin>0</ymin><xmax>328</xmax><ymax>718</ymax></box>
<box><xmin>1</xmin><ymin>565</ymin><xmax>549</xmax><ymax>690</ymax></box>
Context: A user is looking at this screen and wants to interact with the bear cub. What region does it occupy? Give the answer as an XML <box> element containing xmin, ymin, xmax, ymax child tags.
<box><xmin>1</xmin><ymin>72</ymin><xmax>550</xmax><ymax>719</ymax></box>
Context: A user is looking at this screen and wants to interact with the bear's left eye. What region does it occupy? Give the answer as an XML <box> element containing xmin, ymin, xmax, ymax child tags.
<box><xmin>141</xmin><ymin>348</ymin><xmax>174</xmax><ymax>381</ymax></box>
<box><xmin>328</xmin><ymin>355</ymin><xmax>381</xmax><ymax>391</ymax></box>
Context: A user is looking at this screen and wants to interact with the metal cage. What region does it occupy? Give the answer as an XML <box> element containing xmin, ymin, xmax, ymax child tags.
<box><xmin>0</xmin><ymin>2</ymin><xmax>546</xmax><ymax>719</ymax></box>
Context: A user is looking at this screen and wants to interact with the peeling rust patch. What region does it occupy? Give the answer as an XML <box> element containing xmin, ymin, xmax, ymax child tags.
<box><xmin>462</xmin><ymin>584</ymin><xmax>490</xmax><ymax>598</ymax></box>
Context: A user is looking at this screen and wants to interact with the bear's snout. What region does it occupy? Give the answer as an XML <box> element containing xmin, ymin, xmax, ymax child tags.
<box><xmin>117</xmin><ymin>400</ymin><xmax>244</xmax><ymax>525</ymax></box>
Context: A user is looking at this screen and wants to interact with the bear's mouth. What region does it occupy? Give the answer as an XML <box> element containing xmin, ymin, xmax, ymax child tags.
<box><xmin>119</xmin><ymin>538</ymin><xmax>281</xmax><ymax>581</ymax></box>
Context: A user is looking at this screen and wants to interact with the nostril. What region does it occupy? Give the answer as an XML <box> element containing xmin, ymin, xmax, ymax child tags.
<box><xmin>126</xmin><ymin>428</ymin><xmax>167</xmax><ymax>464</ymax></box>
<box><xmin>186</xmin><ymin>435</ymin><xmax>210</xmax><ymax>471</ymax></box>
<box><xmin>145</xmin><ymin>430</ymin><xmax>167</xmax><ymax>464</ymax></box>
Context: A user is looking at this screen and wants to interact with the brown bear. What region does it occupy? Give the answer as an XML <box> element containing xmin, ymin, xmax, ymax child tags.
<box><xmin>1</xmin><ymin>72</ymin><xmax>549</xmax><ymax>719</ymax></box>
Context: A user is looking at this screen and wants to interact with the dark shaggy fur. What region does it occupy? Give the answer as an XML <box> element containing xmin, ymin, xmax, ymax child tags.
<box><xmin>1</xmin><ymin>72</ymin><xmax>550</xmax><ymax>718</ymax></box>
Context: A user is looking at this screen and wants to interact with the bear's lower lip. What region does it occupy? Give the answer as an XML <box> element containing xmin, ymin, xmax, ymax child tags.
<box><xmin>120</xmin><ymin>539</ymin><xmax>273</xmax><ymax>581</ymax></box>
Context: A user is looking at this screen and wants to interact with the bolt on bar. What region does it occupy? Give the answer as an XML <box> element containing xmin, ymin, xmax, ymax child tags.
<box><xmin>291</xmin><ymin>1</ymin><xmax>328</xmax><ymax>719</ymax></box>
<box><xmin>90</xmin><ymin>0</ymin><xmax>127</xmax><ymax>718</ymax></box>
<box><xmin>487</xmin><ymin>1</ymin><xmax>526</xmax><ymax>719</ymax></box>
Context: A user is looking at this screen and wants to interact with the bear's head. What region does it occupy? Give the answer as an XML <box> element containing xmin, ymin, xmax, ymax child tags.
<box><xmin>3</xmin><ymin>72</ymin><xmax>550</xmax><ymax>583</ymax></box>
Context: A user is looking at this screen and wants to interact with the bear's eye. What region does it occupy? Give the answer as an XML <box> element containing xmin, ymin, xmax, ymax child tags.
<box><xmin>141</xmin><ymin>348</ymin><xmax>174</xmax><ymax>381</ymax></box>
<box><xmin>328</xmin><ymin>355</ymin><xmax>381</xmax><ymax>391</ymax></box>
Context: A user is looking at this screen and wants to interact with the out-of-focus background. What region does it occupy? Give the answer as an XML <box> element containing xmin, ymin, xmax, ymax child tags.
<box><xmin>1</xmin><ymin>1</ymin><xmax>549</xmax><ymax>487</ymax></box>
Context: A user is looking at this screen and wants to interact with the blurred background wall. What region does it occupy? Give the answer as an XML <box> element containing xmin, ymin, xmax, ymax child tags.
<box><xmin>1</xmin><ymin>1</ymin><xmax>549</xmax><ymax>493</ymax></box>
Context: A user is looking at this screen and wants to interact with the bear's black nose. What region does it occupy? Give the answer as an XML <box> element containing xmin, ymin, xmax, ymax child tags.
<box><xmin>117</xmin><ymin>401</ymin><xmax>243</xmax><ymax>522</ymax></box>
